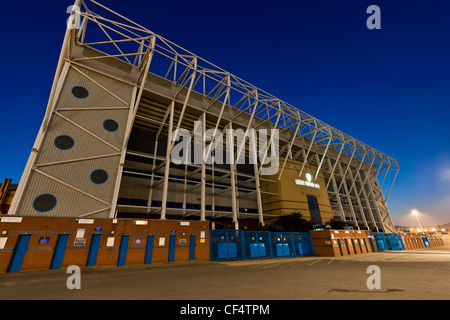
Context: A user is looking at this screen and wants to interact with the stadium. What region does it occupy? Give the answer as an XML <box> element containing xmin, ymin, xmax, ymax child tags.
<box><xmin>8</xmin><ymin>0</ymin><xmax>399</xmax><ymax>233</ymax></box>
<box><xmin>0</xmin><ymin>1</ymin><xmax>412</xmax><ymax>272</ymax></box>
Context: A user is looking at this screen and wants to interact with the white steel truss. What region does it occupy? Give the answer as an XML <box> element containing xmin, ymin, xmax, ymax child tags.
<box><xmin>9</xmin><ymin>0</ymin><xmax>399</xmax><ymax>232</ymax></box>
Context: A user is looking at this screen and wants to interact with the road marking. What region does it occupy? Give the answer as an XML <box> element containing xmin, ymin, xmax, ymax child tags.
<box><xmin>308</xmin><ymin>258</ymin><xmax>323</xmax><ymax>266</ymax></box>
<box><xmin>261</xmin><ymin>261</ymin><xmax>285</xmax><ymax>269</ymax></box>
<box><xmin>327</xmin><ymin>258</ymin><xmax>335</xmax><ymax>265</ymax></box>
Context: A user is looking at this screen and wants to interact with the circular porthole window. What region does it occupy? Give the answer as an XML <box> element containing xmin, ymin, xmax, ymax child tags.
<box><xmin>91</xmin><ymin>169</ymin><xmax>108</xmax><ymax>184</ymax></box>
<box><xmin>72</xmin><ymin>86</ymin><xmax>89</xmax><ymax>99</ymax></box>
<box><xmin>33</xmin><ymin>194</ymin><xmax>57</xmax><ymax>212</ymax></box>
<box><xmin>54</xmin><ymin>135</ymin><xmax>74</xmax><ymax>150</ymax></box>
<box><xmin>103</xmin><ymin>119</ymin><xmax>119</xmax><ymax>132</ymax></box>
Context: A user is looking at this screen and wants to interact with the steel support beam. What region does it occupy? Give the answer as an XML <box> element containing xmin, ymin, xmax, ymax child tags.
<box><xmin>160</xmin><ymin>101</ymin><xmax>174</xmax><ymax>220</ymax></box>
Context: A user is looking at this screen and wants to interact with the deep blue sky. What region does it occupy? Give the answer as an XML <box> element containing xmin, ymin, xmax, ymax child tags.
<box><xmin>1</xmin><ymin>0</ymin><xmax>449</xmax><ymax>226</ymax></box>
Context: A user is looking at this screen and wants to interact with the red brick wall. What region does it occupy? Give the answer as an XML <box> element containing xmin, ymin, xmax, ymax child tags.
<box><xmin>310</xmin><ymin>229</ymin><xmax>377</xmax><ymax>257</ymax></box>
<box><xmin>0</xmin><ymin>216</ymin><xmax>209</xmax><ymax>272</ymax></box>
<box><xmin>399</xmin><ymin>232</ymin><xmax>450</xmax><ymax>249</ymax></box>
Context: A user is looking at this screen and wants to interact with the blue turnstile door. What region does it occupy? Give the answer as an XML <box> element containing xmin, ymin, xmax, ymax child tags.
<box><xmin>276</xmin><ymin>244</ymin><xmax>284</xmax><ymax>257</ymax></box>
<box><xmin>374</xmin><ymin>234</ymin><xmax>387</xmax><ymax>251</ymax></box>
<box><xmin>249</xmin><ymin>242</ymin><xmax>267</xmax><ymax>258</ymax></box>
<box><xmin>145</xmin><ymin>235</ymin><xmax>154</xmax><ymax>264</ymax></box>
<box><xmin>189</xmin><ymin>235</ymin><xmax>195</xmax><ymax>261</ymax></box>
<box><xmin>227</xmin><ymin>243</ymin><xmax>237</xmax><ymax>258</ymax></box>
<box><xmin>275</xmin><ymin>240</ymin><xmax>291</xmax><ymax>257</ymax></box>
<box><xmin>422</xmin><ymin>236</ymin><xmax>430</xmax><ymax>247</ymax></box>
<box><xmin>117</xmin><ymin>235</ymin><xmax>129</xmax><ymax>266</ymax></box>
<box><xmin>50</xmin><ymin>234</ymin><xmax>69</xmax><ymax>269</ymax></box>
<box><xmin>283</xmin><ymin>243</ymin><xmax>290</xmax><ymax>256</ymax></box>
<box><xmin>168</xmin><ymin>235</ymin><xmax>176</xmax><ymax>262</ymax></box>
<box><xmin>250</xmin><ymin>243</ymin><xmax>259</xmax><ymax>257</ymax></box>
<box><xmin>210</xmin><ymin>230</ymin><xmax>244</xmax><ymax>261</ymax></box>
<box><xmin>86</xmin><ymin>234</ymin><xmax>101</xmax><ymax>266</ymax></box>
<box><xmin>258</xmin><ymin>243</ymin><xmax>266</xmax><ymax>257</ymax></box>
<box><xmin>8</xmin><ymin>235</ymin><xmax>31</xmax><ymax>273</ymax></box>
<box><xmin>218</xmin><ymin>243</ymin><xmax>228</xmax><ymax>259</ymax></box>
<box><xmin>298</xmin><ymin>243</ymin><xmax>304</xmax><ymax>255</ymax></box>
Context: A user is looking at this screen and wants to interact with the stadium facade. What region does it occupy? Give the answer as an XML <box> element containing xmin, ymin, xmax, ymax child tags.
<box><xmin>8</xmin><ymin>0</ymin><xmax>399</xmax><ymax>233</ymax></box>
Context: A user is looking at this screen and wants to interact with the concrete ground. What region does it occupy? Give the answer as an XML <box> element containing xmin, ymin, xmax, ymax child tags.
<box><xmin>0</xmin><ymin>246</ymin><xmax>449</xmax><ymax>300</ymax></box>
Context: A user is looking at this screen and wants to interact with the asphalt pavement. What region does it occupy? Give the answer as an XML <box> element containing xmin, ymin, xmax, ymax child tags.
<box><xmin>1</xmin><ymin>246</ymin><xmax>449</xmax><ymax>300</ymax></box>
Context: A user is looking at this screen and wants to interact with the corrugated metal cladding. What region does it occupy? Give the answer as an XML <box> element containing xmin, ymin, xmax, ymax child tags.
<box><xmin>16</xmin><ymin>64</ymin><xmax>134</xmax><ymax>218</ymax></box>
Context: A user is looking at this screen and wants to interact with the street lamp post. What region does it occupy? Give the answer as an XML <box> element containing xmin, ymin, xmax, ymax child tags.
<box><xmin>412</xmin><ymin>210</ymin><xmax>424</xmax><ymax>234</ymax></box>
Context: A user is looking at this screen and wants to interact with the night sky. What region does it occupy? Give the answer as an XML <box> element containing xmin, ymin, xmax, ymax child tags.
<box><xmin>1</xmin><ymin>0</ymin><xmax>449</xmax><ymax>226</ymax></box>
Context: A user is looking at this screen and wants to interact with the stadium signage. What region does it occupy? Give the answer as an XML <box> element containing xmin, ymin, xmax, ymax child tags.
<box><xmin>295</xmin><ymin>172</ymin><xmax>320</xmax><ymax>189</ymax></box>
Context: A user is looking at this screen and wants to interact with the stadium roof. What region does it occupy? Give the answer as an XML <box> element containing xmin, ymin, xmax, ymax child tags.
<box><xmin>64</xmin><ymin>0</ymin><xmax>399</xmax><ymax>194</ymax></box>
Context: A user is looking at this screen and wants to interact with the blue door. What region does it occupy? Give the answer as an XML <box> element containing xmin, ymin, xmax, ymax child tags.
<box><xmin>144</xmin><ymin>235</ymin><xmax>153</xmax><ymax>264</ymax></box>
<box><xmin>227</xmin><ymin>243</ymin><xmax>237</xmax><ymax>258</ymax></box>
<box><xmin>117</xmin><ymin>235</ymin><xmax>129</xmax><ymax>266</ymax></box>
<box><xmin>282</xmin><ymin>243</ymin><xmax>290</xmax><ymax>256</ymax></box>
<box><xmin>276</xmin><ymin>243</ymin><xmax>284</xmax><ymax>257</ymax></box>
<box><xmin>398</xmin><ymin>235</ymin><xmax>406</xmax><ymax>250</ymax></box>
<box><xmin>189</xmin><ymin>235</ymin><xmax>195</xmax><ymax>260</ymax></box>
<box><xmin>218</xmin><ymin>243</ymin><xmax>228</xmax><ymax>259</ymax></box>
<box><xmin>422</xmin><ymin>236</ymin><xmax>430</xmax><ymax>247</ymax></box>
<box><xmin>8</xmin><ymin>235</ymin><xmax>31</xmax><ymax>272</ymax></box>
<box><xmin>86</xmin><ymin>234</ymin><xmax>101</xmax><ymax>266</ymax></box>
<box><xmin>50</xmin><ymin>234</ymin><xmax>69</xmax><ymax>269</ymax></box>
<box><xmin>368</xmin><ymin>238</ymin><xmax>375</xmax><ymax>252</ymax></box>
<box><xmin>374</xmin><ymin>233</ymin><xmax>387</xmax><ymax>251</ymax></box>
<box><xmin>384</xmin><ymin>234</ymin><xmax>393</xmax><ymax>250</ymax></box>
<box><xmin>249</xmin><ymin>243</ymin><xmax>259</xmax><ymax>257</ymax></box>
<box><xmin>297</xmin><ymin>234</ymin><xmax>314</xmax><ymax>256</ymax></box>
<box><xmin>337</xmin><ymin>240</ymin><xmax>343</xmax><ymax>256</ymax></box>
<box><xmin>376</xmin><ymin>239</ymin><xmax>385</xmax><ymax>250</ymax></box>
<box><xmin>209</xmin><ymin>230</ymin><xmax>244</xmax><ymax>261</ymax></box>
<box><xmin>168</xmin><ymin>235</ymin><xmax>175</xmax><ymax>262</ymax></box>
<box><xmin>258</xmin><ymin>243</ymin><xmax>267</xmax><ymax>257</ymax></box>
